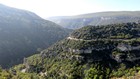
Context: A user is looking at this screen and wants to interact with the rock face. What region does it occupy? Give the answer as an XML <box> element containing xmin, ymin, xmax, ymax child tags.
<box><xmin>117</xmin><ymin>43</ymin><xmax>140</xmax><ymax>51</ymax></box>
<box><xmin>38</xmin><ymin>23</ymin><xmax>140</xmax><ymax>65</ymax></box>
<box><xmin>68</xmin><ymin>48</ymin><xmax>93</xmax><ymax>54</ymax></box>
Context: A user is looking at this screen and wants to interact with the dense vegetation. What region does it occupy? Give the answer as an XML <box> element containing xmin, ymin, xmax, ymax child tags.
<box><xmin>1</xmin><ymin>23</ymin><xmax>140</xmax><ymax>79</ymax></box>
<box><xmin>47</xmin><ymin>11</ymin><xmax>140</xmax><ymax>29</ymax></box>
<box><xmin>71</xmin><ymin>23</ymin><xmax>140</xmax><ymax>40</ymax></box>
<box><xmin>0</xmin><ymin>4</ymin><xmax>71</xmax><ymax>68</ymax></box>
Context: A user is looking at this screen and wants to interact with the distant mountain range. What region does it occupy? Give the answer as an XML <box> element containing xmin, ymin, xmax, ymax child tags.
<box><xmin>0</xmin><ymin>4</ymin><xmax>71</xmax><ymax>68</ymax></box>
<box><xmin>47</xmin><ymin>11</ymin><xmax>140</xmax><ymax>29</ymax></box>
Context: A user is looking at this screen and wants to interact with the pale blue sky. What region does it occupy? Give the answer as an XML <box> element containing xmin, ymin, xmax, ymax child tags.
<box><xmin>0</xmin><ymin>0</ymin><xmax>139</xmax><ymax>18</ymax></box>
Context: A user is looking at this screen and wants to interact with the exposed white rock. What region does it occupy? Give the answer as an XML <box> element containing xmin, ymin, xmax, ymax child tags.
<box><xmin>67</xmin><ymin>37</ymin><xmax>83</xmax><ymax>41</ymax></box>
<box><xmin>39</xmin><ymin>72</ymin><xmax>47</xmax><ymax>76</ymax></box>
<box><xmin>117</xmin><ymin>43</ymin><xmax>140</xmax><ymax>51</ymax></box>
<box><xmin>21</xmin><ymin>69</ymin><xmax>26</xmax><ymax>73</ymax></box>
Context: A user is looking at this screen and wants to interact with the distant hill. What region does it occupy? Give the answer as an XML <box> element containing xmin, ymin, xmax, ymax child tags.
<box><xmin>0</xmin><ymin>4</ymin><xmax>71</xmax><ymax>68</ymax></box>
<box><xmin>2</xmin><ymin>23</ymin><xmax>140</xmax><ymax>78</ymax></box>
<box><xmin>47</xmin><ymin>11</ymin><xmax>140</xmax><ymax>29</ymax></box>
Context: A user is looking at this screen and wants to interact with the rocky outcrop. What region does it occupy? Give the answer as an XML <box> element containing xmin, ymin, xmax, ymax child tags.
<box><xmin>68</xmin><ymin>48</ymin><xmax>92</xmax><ymax>54</ymax></box>
<box><xmin>117</xmin><ymin>43</ymin><xmax>140</xmax><ymax>51</ymax></box>
<box><xmin>111</xmin><ymin>54</ymin><xmax>126</xmax><ymax>63</ymax></box>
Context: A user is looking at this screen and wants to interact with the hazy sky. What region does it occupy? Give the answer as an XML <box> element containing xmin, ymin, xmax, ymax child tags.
<box><xmin>0</xmin><ymin>0</ymin><xmax>140</xmax><ymax>18</ymax></box>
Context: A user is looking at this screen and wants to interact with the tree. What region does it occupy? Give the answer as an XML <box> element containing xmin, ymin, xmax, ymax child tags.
<box><xmin>85</xmin><ymin>68</ymin><xmax>102</xmax><ymax>79</ymax></box>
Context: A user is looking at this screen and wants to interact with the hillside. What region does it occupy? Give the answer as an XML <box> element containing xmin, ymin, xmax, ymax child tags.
<box><xmin>0</xmin><ymin>4</ymin><xmax>71</xmax><ymax>68</ymax></box>
<box><xmin>1</xmin><ymin>23</ymin><xmax>140</xmax><ymax>79</ymax></box>
<box><xmin>47</xmin><ymin>11</ymin><xmax>140</xmax><ymax>29</ymax></box>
